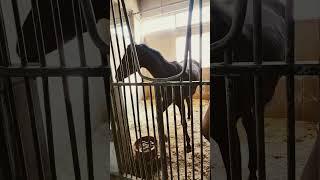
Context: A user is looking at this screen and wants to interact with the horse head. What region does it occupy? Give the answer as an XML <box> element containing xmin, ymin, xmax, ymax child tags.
<box><xmin>115</xmin><ymin>43</ymin><xmax>151</xmax><ymax>81</ymax></box>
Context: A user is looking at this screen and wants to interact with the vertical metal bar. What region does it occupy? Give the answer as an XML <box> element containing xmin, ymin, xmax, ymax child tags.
<box><xmin>49</xmin><ymin>0</ymin><xmax>81</xmax><ymax>178</ymax></box>
<box><xmin>0</xmin><ymin>84</ymin><xmax>15</xmax><ymax>180</ymax></box>
<box><xmin>110</xmin><ymin>2</ymin><xmax>135</xmax><ymax>176</ymax></box>
<box><xmin>285</xmin><ymin>0</ymin><xmax>295</xmax><ymax>178</ymax></box>
<box><xmin>4</xmin><ymin>79</ymin><xmax>28</xmax><ymax>179</ymax></box>
<box><xmin>24</xmin><ymin>1</ymin><xmax>57</xmax><ymax>178</ymax></box>
<box><xmin>163</xmin><ymin>87</ymin><xmax>173</xmax><ymax>179</ymax></box>
<box><xmin>253</xmin><ymin>0</ymin><xmax>266</xmax><ymax>179</ymax></box>
<box><xmin>155</xmin><ymin>86</ymin><xmax>168</xmax><ymax>180</ymax></box>
<box><xmin>11</xmin><ymin>0</ymin><xmax>28</xmax><ymax>63</ymax></box>
<box><xmin>99</xmin><ymin>54</ymin><xmax>113</xmax><ymax>179</ymax></box>
<box><xmin>115</xmin><ymin>1</ymin><xmax>142</xmax><ymax>176</ymax></box>
<box><xmin>224</xmin><ymin>48</ymin><xmax>236</xmax><ymax>180</ymax></box>
<box><xmin>199</xmin><ymin>0</ymin><xmax>204</xmax><ymax>179</ymax></box>
<box><xmin>110</xmin><ymin>39</ymin><xmax>131</xmax><ymax>176</ymax></box>
<box><xmin>171</xmin><ymin>86</ymin><xmax>180</xmax><ymax>180</ymax></box>
<box><xmin>117</xmin><ymin>1</ymin><xmax>152</xmax><ymax>178</ymax></box>
<box><xmin>111</xmin><ymin>39</ymin><xmax>135</xmax><ymax>177</ymax></box>
<box><xmin>188</xmin><ymin>47</ymin><xmax>195</xmax><ymax>180</ymax></box>
<box><xmin>110</xmin><ymin>87</ymin><xmax>125</xmax><ymax>175</ymax></box>
<box><xmin>0</xmin><ymin>3</ymin><xmax>27</xmax><ymax>178</ymax></box>
<box><xmin>9</xmin><ymin>0</ymin><xmax>47</xmax><ymax>178</ymax></box>
<box><xmin>41</xmin><ymin>77</ymin><xmax>56</xmax><ymax>180</ymax></box>
<box><xmin>140</xmin><ymin>86</ymin><xmax>154</xmax><ymax>180</ymax></box>
<box><xmin>71</xmin><ymin>0</ymin><xmax>94</xmax><ymax>178</ymax></box>
<box><xmin>179</xmin><ymin>81</ymin><xmax>187</xmax><ymax>180</ymax></box>
<box><xmin>149</xmin><ymin>86</ymin><xmax>160</xmax><ymax>179</ymax></box>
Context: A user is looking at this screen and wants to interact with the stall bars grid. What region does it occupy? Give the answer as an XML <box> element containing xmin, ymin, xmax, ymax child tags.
<box><xmin>0</xmin><ymin>0</ymin><xmax>110</xmax><ymax>179</ymax></box>
<box><xmin>110</xmin><ymin>0</ymin><xmax>210</xmax><ymax>179</ymax></box>
<box><xmin>211</xmin><ymin>0</ymin><xmax>305</xmax><ymax>179</ymax></box>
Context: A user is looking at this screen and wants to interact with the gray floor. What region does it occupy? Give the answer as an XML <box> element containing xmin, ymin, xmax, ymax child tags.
<box><xmin>211</xmin><ymin>118</ymin><xmax>317</xmax><ymax>180</ymax></box>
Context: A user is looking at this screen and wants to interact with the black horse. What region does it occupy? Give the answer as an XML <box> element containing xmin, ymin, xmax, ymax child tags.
<box><xmin>17</xmin><ymin>0</ymin><xmax>108</xmax><ymax>62</ymax></box>
<box><xmin>210</xmin><ymin>0</ymin><xmax>285</xmax><ymax>179</ymax></box>
<box><xmin>115</xmin><ymin>44</ymin><xmax>201</xmax><ymax>153</ymax></box>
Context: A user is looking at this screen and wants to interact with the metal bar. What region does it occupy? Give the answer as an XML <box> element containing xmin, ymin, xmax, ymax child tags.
<box><xmin>110</xmin><ymin>40</ymin><xmax>131</xmax><ymax>177</ymax></box>
<box><xmin>110</xmin><ymin>39</ymin><xmax>132</xmax><ymax>177</ymax></box>
<box><xmin>178</xmin><ymin>77</ymin><xmax>187</xmax><ymax>180</ymax></box>
<box><xmin>188</xmin><ymin>42</ymin><xmax>195</xmax><ymax>180</ymax></box>
<box><xmin>286</xmin><ymin>71</ymin><xmax>295</xmax><ymax>180</ymax></box>
<box><xmin>253</xmin><ymin>0</ymin><xmax>266</xmax><ymax>178</ymax></box>
<box><xmin>11</xmin><ymin>0</ymin><xmax>29</xmax><ymax>64</ymax></box>
<box><xmin>116</xmin><ymin>1</ymin><xmax>146</xmax><ymax>177</ymax></box>
<box><xmin>163</xmin><ymin>87</ymin><xmax>173</xmax><ymax>179</ymax></box>
<box><xmin>199</xmin><ymin>0</ymin><xmax>205</xmax><ymax>179</ymax></box>
<box><xmin>115</xmin><ymin>1</ymin><xmax>155</xmax><ymax>175</ymax></box>
<box><xmin>114</xmin><ymin>1</ymin><xmax>140</xmax><ymax>176</ymax></box>
<box><xmin>148</xmin><ymin>86</ymin><xmax>160</xmax><ymax>179</ymax></box>
<box><xmin>171</xmin><ymin>86</ymin><xmax>180</xmax><ymax>180</ymax></box>
<box><xmin>140</xmin><ymin>86</ymin><xmax>153</xmax><ymax>179</ymax></box>
<box><xmin>41</xmin><ymin>77</ymin><xmax>56</xmax><ymax>180</ymax></box>
<box><xmin>111</xmin><ymin>81</ymin><xmax>210</xmax><ymax>86</ymax></box>
<box><xmin>199</xmin><ymin>0</ymin><xmax>204</xmax><ymax>179</ymax></box>
<box><xmin>211</xmin><ymin>62</ymin><xmax>320</xmax><ymax>75</ymax></box>
<box><xmin>155</xmin><ymin>86</ymin><xmax>168</xmax><ymax>180</ymax></box>
<box><xmin>71</xmin><ymin>0</ymin><xmax>94</xmax><ymax>178</ymax></box>
<box><xmin>0</xmin><ymin>3</ymin><xmax>27</xmax><ymax>178</ymax></box>
<box><xmin>49</xmin><ymin>0</ymin><xmax>81</xmax><ymax>178</ymax></box>
<box><xmin>285</xmin><ymin>0</ymin><xmax>296</xmax><ymax>178</ymax></box>
<box><xmin>3</xmin><ymin>79</ymin><xmax>28</xmax><ymax>179</ymax></box>
<box><xmin>0</xmin><ymin>66</ymin><xmax>110</xmax><ymax>77</ymax></box>
<box><xmin>0</xmin><ymin>83</ymin><xmax>16</xmax><ymax>180</ymax></box>
<box><xmin>224</xmin><ymin>47</ymin><xmax>237</xmax><ymax>180</ymax></box>
<box><xmin>115</xmin><ymin>1</ymin><xmax>144</xmax><ymax>176</ymax></box>
<box><xmin>110</xmin><ymin>27</ymin><xmax>129</xmax><ymax>176</ymax></box>
<box><xmin>110</xmin><ymin>87</ymin><xmax>125</xmax><ymax>175</ymax></box>
<box><xmin>9</xmin><ymin>0</ymin><xmax>47</xmax><ymax>178</ymax></box>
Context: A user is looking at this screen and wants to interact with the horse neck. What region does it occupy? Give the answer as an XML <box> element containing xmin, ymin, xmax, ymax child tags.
<box><xmin>140</xmin><ymin>53</ymin><xmax>176</xmax><ymax>78</ymax></box>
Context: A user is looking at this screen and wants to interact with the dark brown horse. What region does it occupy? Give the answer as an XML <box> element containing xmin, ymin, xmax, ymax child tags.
<box><xmin>115</xmin><ymin>44</ymin><xmax>201</xmax><ymax>153</ymax></box>
<box><xmin>208</xmin><ymin>0</ymin><xmax>285</xmax><ymax>179</ymax></box>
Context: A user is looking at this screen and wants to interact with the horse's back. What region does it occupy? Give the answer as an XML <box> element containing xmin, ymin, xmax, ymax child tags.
<box><xmin>212</xmin><ymin>0</ymin><xmax>285</xmax><ymax>62</ymax></box>
<box><xmin>211</xmin><ymin>0</ymin><xmax>284</xmax><ymax>123</ymax></box>
<box><xmin>177</xmin><ymin>60</ymin><xmax>201</xmax><ymax>81</ymax></box>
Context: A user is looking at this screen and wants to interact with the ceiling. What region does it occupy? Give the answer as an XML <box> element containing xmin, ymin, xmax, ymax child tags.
<box><xmin>137</xmin><ymin>0</ymin><xmax>210</xmax><ymax>18</ymax></box>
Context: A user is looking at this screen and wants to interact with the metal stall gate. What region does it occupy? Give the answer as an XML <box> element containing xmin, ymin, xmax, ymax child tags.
<box><xmin>0</xmin><ymin>0</ymin><xmax>110</xmax><ymax>179</ymax></box>
<box><xmin>110</xmin><ymin>0</ymin><xmax>210</xmax><ymax>179</ymax></box>
<box><xmin>211</xmin><ymin>0</ymin><xmax>316</xmax><ymax>179</ymax></box>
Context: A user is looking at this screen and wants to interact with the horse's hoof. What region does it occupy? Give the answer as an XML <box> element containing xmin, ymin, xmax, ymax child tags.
<box><xmin>186</xmin><ymin>145</ymin><xmax>192</xmax><ymax>153</ymax></box>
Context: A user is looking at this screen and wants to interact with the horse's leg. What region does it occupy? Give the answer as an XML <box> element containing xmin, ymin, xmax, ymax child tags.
<box><xmin>213</xmin><ymin>107</ymin><xmax>242</xmax><ymax>180</ymax></box>
<box><xmin>242</xmin><ymin>110</ymin><xmax>257</xmax><ymax>180</ymax></box>
<box><xmin>161</xmin><ymin>87</ymin><xmax>171</xmax><ymax>142</ymax></box>
<box><xmin>216</xmin><ymin>121</ymin><xmax>242</xmax><ymax>180</ymax></box>
<box><xmin>186</xmin><ymin>97</ymin><xmax>191</xmax><ymax>120</ymax></box>
<box><xmin>177</xmin><ymin>100</ymin><xmax>192</xmax><ymax>153</ymax></box>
